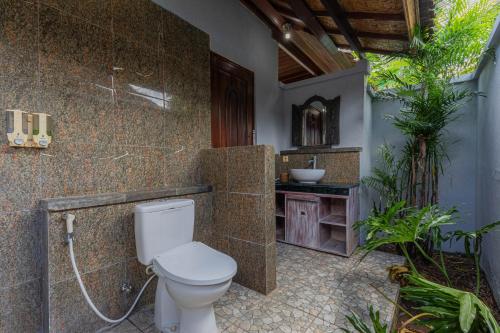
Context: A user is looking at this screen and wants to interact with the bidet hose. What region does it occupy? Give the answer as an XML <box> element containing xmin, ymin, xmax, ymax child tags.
<box><xmin>68</xmin><ymin>237</ymin><xmax>156</xmax><ymax>323</ymax></box>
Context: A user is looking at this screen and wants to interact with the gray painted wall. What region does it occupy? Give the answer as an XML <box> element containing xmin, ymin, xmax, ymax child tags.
<box><xmin>476</xmin><ymin>18</ymin><xmax>500</xmax><ymax>305</ymax></box>
<box><xmin>370</xmin><ymin>80</ymin><xmax>478</xmax><ymax>252</ymax></box>
<box><xmin>153</xmin><ymin>0</ymin><xmax>283</xmax><ymax>150</ymax></box>
<box><xmin>280</xmin><ymin>61</ymin><xmax>369</xmax><ymax>151</ymax></box>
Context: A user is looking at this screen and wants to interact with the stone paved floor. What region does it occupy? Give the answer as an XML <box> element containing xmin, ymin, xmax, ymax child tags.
<box><xmin>100</xmin><ymin>243</ymin><xmax>404</xmax><ymax>333</ymax></box>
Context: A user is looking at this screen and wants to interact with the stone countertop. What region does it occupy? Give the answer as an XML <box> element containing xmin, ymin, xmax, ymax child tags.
<box><xmin>279</xmin><ymin>147</ymin><xmax>362</xmax><ymax>155</ymax></box>
<box><xmin>40</xmin><ymin>185</ymin><xmax>212</xmax><ymax>211</ymax></box>
<box><xmin>275</xmin><ymin>182</ymin><xmax>359</xmax><ymax>196</ymax></box>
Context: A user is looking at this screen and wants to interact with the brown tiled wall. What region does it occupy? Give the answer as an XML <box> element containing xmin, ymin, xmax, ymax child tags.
<box><xmin>0</xmin><ymin>0</ymin><xmax>210</xmax><ymax>332</ymax></box>
<box><xmin>44</xmin><ymin>193</ymin><xmax>212</xmax><ymax>332</ymax></box>
<box><xmin>201</xmin><ymin>146</ymin><xmax>277</xmax><ymax>295</ymax></box>
<box><xmin>275</xmin><ymin>152</ymin><xmax>360</xmax><ymax>184</ymax></box>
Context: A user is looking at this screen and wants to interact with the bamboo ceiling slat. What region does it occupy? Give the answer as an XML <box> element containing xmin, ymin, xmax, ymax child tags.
<box><xmin>359</xmin><ymin>37</ymin><xmax>407</xmax><ymax>51</ymax></box>
<box><xmin>337</xmin><ymin>0</ymin><xmax>403</xmax><ymax>14</ymax></box>
<box><xmin>350</xmin><ymin>19</ymin><xmax>407</xmax><ymax>35</ymax></box>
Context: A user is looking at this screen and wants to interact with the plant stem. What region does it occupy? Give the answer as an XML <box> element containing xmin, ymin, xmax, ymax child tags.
<box><xmin>400</xmin><ymin>244</ymin><xmax>418</xmax><ymax>273</ymax></box>
<box><xmin>438</xmin><ymin>248</ymin><xmax>450</xmax><ymax>287</ymax></box>
<box><xmin>414</xmin><ymin>242</ymin><xmax>451</xmax><ymax>286</ymax></box>
<box><xmin>474</xmin><ymin>252</ymin><xmax>481</xmax><ymax>296</ymax></box>
<box><xmin>474</xmin><ymin>240</ymin><xmax>481</xmax><ymax>296</ymax></box>
<box><xmin>370</xmin><ymin>283</ymin><xmax>414</xmax><ymax>318</ymax></box>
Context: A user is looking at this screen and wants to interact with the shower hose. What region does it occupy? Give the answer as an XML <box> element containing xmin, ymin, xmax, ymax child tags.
<box><xmin>68</xmin><ymin>236</ymin><xmax>156</xmax><ymax>323</ymax></box>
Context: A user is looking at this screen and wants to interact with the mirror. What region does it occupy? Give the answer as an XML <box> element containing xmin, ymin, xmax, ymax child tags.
<box><xmin>292</xmin><ymin>95</ymin><xmax>340</xmax><ymax>147</ymax></box>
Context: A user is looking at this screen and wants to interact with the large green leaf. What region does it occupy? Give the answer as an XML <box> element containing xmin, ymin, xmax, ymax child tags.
<box><xmin>458</xmin><ymin>293</ymin><xmax>476</xmax><ymax>332</ymax></box>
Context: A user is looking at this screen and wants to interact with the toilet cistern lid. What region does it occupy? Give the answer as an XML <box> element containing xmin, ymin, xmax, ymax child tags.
<box><xmin>153</xmin><ymin>242</ymin><xmax>237</xmax><ymax>286</ymax></box>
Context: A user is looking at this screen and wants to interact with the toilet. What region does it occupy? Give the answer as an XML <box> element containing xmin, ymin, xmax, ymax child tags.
<box><xmin>134</xmin><ymin>199</ymin><xmax>237</xmax><ymax>333</ymax></box>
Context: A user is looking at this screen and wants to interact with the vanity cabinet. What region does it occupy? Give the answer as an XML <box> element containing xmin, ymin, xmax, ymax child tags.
<box><xmin>276</xmin><ymin>187</ymin><xmax>359</xmax><ymax>257</ymax></box>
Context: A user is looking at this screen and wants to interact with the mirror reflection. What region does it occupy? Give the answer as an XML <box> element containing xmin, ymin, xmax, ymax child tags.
<box><xmin>292</xmin><ymin>95</ymin><xmax>340</xmax><ymax>147</ymax></box>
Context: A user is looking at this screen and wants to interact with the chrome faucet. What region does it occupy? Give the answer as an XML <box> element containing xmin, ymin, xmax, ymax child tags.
<box><xmin>308</xmin><ymin>156</ymin><xmax>317</xmax><ymax>169</ymax></box>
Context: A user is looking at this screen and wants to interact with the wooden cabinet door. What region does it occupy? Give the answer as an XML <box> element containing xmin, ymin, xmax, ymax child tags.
<box><xmin>285</xmin><ymin>195</ymin><xmax>319</xmax><ymax>247</ymax></box>
<box><xmin>211</xmin><ymin>52</ymin><xmax>255</xmax><ymax>148</ymax></box>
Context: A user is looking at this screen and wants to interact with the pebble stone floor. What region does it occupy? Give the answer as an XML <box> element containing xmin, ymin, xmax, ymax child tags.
<box><xmin>101</xmin><ymin>243</ymin><xmax>404</xmax><ymax>333</ymax></box>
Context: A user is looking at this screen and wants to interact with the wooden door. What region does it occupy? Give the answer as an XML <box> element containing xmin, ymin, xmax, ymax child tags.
<box><xmin>285</xmin><ymin>194</ymin><xmax>319</xmax><ymax>247</ymax></box>
<box><xmin>211</xmin><ymin>52</ymin><xmax>255</xmax><ymax>148</ymax></box>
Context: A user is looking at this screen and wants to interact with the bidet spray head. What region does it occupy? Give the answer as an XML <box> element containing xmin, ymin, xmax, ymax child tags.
<box><xmin>64</xmin><ymin>213</ymin><xmax>76</xmax><ymax>243</ymax></box>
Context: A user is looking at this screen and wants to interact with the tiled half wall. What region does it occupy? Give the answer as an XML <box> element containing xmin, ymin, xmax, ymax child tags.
<box><xmin>275</xmin><ymin>150</ymin><xmax>361</xmax><ymax>184</ymax></box>
<box><xmin>41</xmin><ymin>188</ymin><xmax>213</xmax><ymax>333</ymax></box>
<box><xmin>201</xmin><ymin>145</ymin><xmax>277</xmax><ymax>295</ymax></box>
<box><xmin>0</xmin><ymin>0</ymin><xmax>210</xmax><ymax>331</ymax></box>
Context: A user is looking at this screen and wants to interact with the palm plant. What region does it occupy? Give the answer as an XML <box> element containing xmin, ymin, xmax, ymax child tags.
<box><xmin>368</xmin><ymin>0</ymin><xmax>500</xmax><ymax>90</ymax></box>
<box><xmin>369</xmin><ymin>0</ymin><xmax>499</xmax><ymax>212</ymax></box>
<box><xmin>447</xmin><ymin>221</ymin><xmax>500</xmax><ymax>295</ymax></box>
<box><xmin>362</xmin><ymin>144</ymin><xmax>404</xmax><ymax>211</ymax></box>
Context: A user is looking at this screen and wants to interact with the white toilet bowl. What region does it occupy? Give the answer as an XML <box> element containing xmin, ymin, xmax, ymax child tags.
<box><xmin>152</xmin><ymin>242</ymin><xmax>237</xmax><ymax>333</ymax></box>
<box><xmin>134</xmin><ymin>200</ymin><xmax>237</xmax><ymax>333</ymax></box>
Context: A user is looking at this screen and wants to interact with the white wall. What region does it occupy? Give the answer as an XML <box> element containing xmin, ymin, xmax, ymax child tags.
<box><xmin>476</xmin><ymin>18</ymin><xmax>500</xmax><ymax>305</ymax></box>
<box><xmin>280</xmin><ymin>61</ymin><xmax>369</xmax><ymax>150</ymax></box>
<box><xmin>370</xmin><ymin>80</ymin><xmax>478</xmax><ymax>252</ymax></box>
<box><xmin>153</xmin><ymin>0</ymin><xmax>283</xmax><ymax>150</ymax></box>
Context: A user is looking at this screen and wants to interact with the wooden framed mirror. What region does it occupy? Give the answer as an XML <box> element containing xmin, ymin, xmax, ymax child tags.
<box><xmin>291</xmin><ymin>95</ymin><xmax>340</xmax><ymax>147</ymax></box>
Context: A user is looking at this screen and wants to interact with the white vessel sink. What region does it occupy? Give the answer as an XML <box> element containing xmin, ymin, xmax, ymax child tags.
<box><xmin>290</xmin><ymin>169</ymin><xmax>325</xmax><ymax>184</ymax></box>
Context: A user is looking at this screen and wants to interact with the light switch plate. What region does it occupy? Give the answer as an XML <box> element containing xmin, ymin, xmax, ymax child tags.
<box><xmin>282</xmin><ymin>155</ymin><xmax>289</xmax><ymax>163</ymax></box>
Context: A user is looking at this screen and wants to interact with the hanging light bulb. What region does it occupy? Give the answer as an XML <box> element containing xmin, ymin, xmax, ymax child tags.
<box><xmin>282</xmin><ymin>23</ymin><xmax>292</xmax><ymax>40</ymax></box>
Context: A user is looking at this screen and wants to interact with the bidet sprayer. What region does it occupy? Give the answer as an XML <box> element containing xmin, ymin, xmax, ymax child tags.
<box><xmin>64</xmin><ymin>213</ymin><xmax>76</xmax><ymax>243</ymax></box>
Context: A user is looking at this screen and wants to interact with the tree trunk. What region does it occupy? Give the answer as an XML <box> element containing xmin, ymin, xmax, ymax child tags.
<box><xmin>418</xmin><ymin>136</ymin><xmax>428</xmax><ymax>208</ymax></box>
<box><xmin>411</xmin><ymin>154</ymin><xmax>417</xmax><ymax>207</ymax></box>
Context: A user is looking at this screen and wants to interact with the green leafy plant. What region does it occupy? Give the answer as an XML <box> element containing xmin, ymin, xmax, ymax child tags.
<box><xmin>401</xmin><ymin>275</ymin><xmax>500</xmax><ymax>333</ymax></box>
<box><xmin>368</xmin><ymin>0</ymin><xmax>500</xmax><ymax>90</ymax></box>
<box><xmin>362</xmin><ymin>144</ymin><xmax>404</xmax><ymax>211</ymax></box>
<box><xmin>366</xmin><ymin>0</ymin><xmax>500</xmax><ymax>227</ymax></box>
<box><xmin>355</xmin><ymin>201</ymin><xmax>456</xmax><ymax>285</ymax></box>
<box><xmin>341</xmin><ymin>306</ymin><xmax>389</xmax><ymax>333</ymax></box>
<box><xmin>447</xmin><ymin>221</ymin><xmax>500</xmax><ymax>295</ymax></box>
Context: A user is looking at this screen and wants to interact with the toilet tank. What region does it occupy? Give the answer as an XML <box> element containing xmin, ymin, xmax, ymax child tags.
<box><xmin>135</xmin><ymin>199</ymin><xmax>195</xmax><ymax>265</ymax></box>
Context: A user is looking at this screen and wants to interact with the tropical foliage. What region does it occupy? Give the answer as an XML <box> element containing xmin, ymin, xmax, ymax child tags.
<box><xmin>368</xmin><ymin>0</ymin><xmax>500</xmax><ymax>90</ymax></box>
<box><xmin>448</xmin><ymin>221</ymin><xmax>500</xmax><ymax>295</ymax></box>
<box><xmin>363</xmin><ymin>0</ymin><xmax>499</xmax><ymax>248</ymax></box>
<box><xmin>355</xmin><ymin>201</ymin><xmax>456</xmax><ymax>284</ymax></box>
<box><xmin>341</xmin><ymin>306</ymin><xmax>389</xmax><ymax>333</ymax></box>
<box><xmin>401</xmin><ymin>275</ymin><xmax>500</xmax><ymax>333</ymax></box>
<box><xmin>362</xmin><ymin>144</ymin><xmax>404</xmax><ymax>210</ymax></box>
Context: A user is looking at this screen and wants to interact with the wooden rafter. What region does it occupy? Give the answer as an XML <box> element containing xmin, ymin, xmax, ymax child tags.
<box><xmin>289</xmin><ymin>0</ymin><xmax>351</xmax><ymax>69</ymax></box>
<box><xmin>240</xmin><ymin>0</ymin><xmax>324</xmax><ymax>75</ymax></box>
<box><xmin>328</xmin><ymin>30</ymin><xmax>408</xmax><ymax>41</ymax></box>
<box><xmin>319</xmin><ymin>0</ymin><xmax>365</xmax><ymax>57</ymax></box>
<box><xmin>275</xmin><ymin>5</ymin><xmax>406</xmax><ymax>22</ymax></box>
<box><xmin>402</xmin><ymin>0</ymin><xmax>420</xmax><ymax>39</ymax></box>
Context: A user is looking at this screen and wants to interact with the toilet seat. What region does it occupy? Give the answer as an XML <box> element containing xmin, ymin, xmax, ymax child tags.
<box><xmin>153</xmin><ymin>242</ymin><xmax>237</xmax><ymax>286</ymax></box>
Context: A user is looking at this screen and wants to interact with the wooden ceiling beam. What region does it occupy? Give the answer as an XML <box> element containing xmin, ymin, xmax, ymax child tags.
<box><xmin>335</xmin><ymin>42</ymin><xmax>406</xmax><ymax>55</ymax></box>
<box><xmin>402</xmin><ymin>0</ymin><xmax>420</xmax><ymax>39</ymax></box>
<box><xmin>327</xmin><ymin>30</ymin><xmax>407</xmax><ymax>41</ymax></box>
<box><xmin>319</xmin><ymin>0</ymin><xmax>365</xmax><ymax>58</ymax></box>
<box><xmin>317</xmin><ymin>11</ymin><xmax>405</xmax><ymax>21</ymax></box>
<box><xmin>288</xmin><ymin>1</ymin><xmax>337</xmax><ymax>53</ymax></box>
<box><xmin>239</xmin><ymin>0</ymin><xmax>324</xmax><ymax>76</ymax></box>
<box><xmin>289</xmin><ymin>0</ymin><xmax>352</xmax><ymax>68</ymax></box>
<box><xmin>273</xmin><ymin>4</ymin><xmax>405</xmax><ymax>22</ymax></box>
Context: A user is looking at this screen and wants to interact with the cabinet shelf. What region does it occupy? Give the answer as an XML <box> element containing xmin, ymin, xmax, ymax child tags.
<box><xmin>320</xmin><ymin>239</ymin><xmax>346</xmax><ymax>254</ymax></box>
<box><xmin>275</xmin><ymin>187</ymin><xmax>358</xmax><ymax>257</ymax></box>
<box><xmin>319</xmin><ymin>214</ymin><xmax>346</xmax><ymax>226</ymax></box>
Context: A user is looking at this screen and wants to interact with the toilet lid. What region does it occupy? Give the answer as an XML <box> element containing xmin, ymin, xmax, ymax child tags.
<box><xmin>153</xmin><ymin>242</ymin><xmax>237</xmax><ymax>286</ymax></box>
